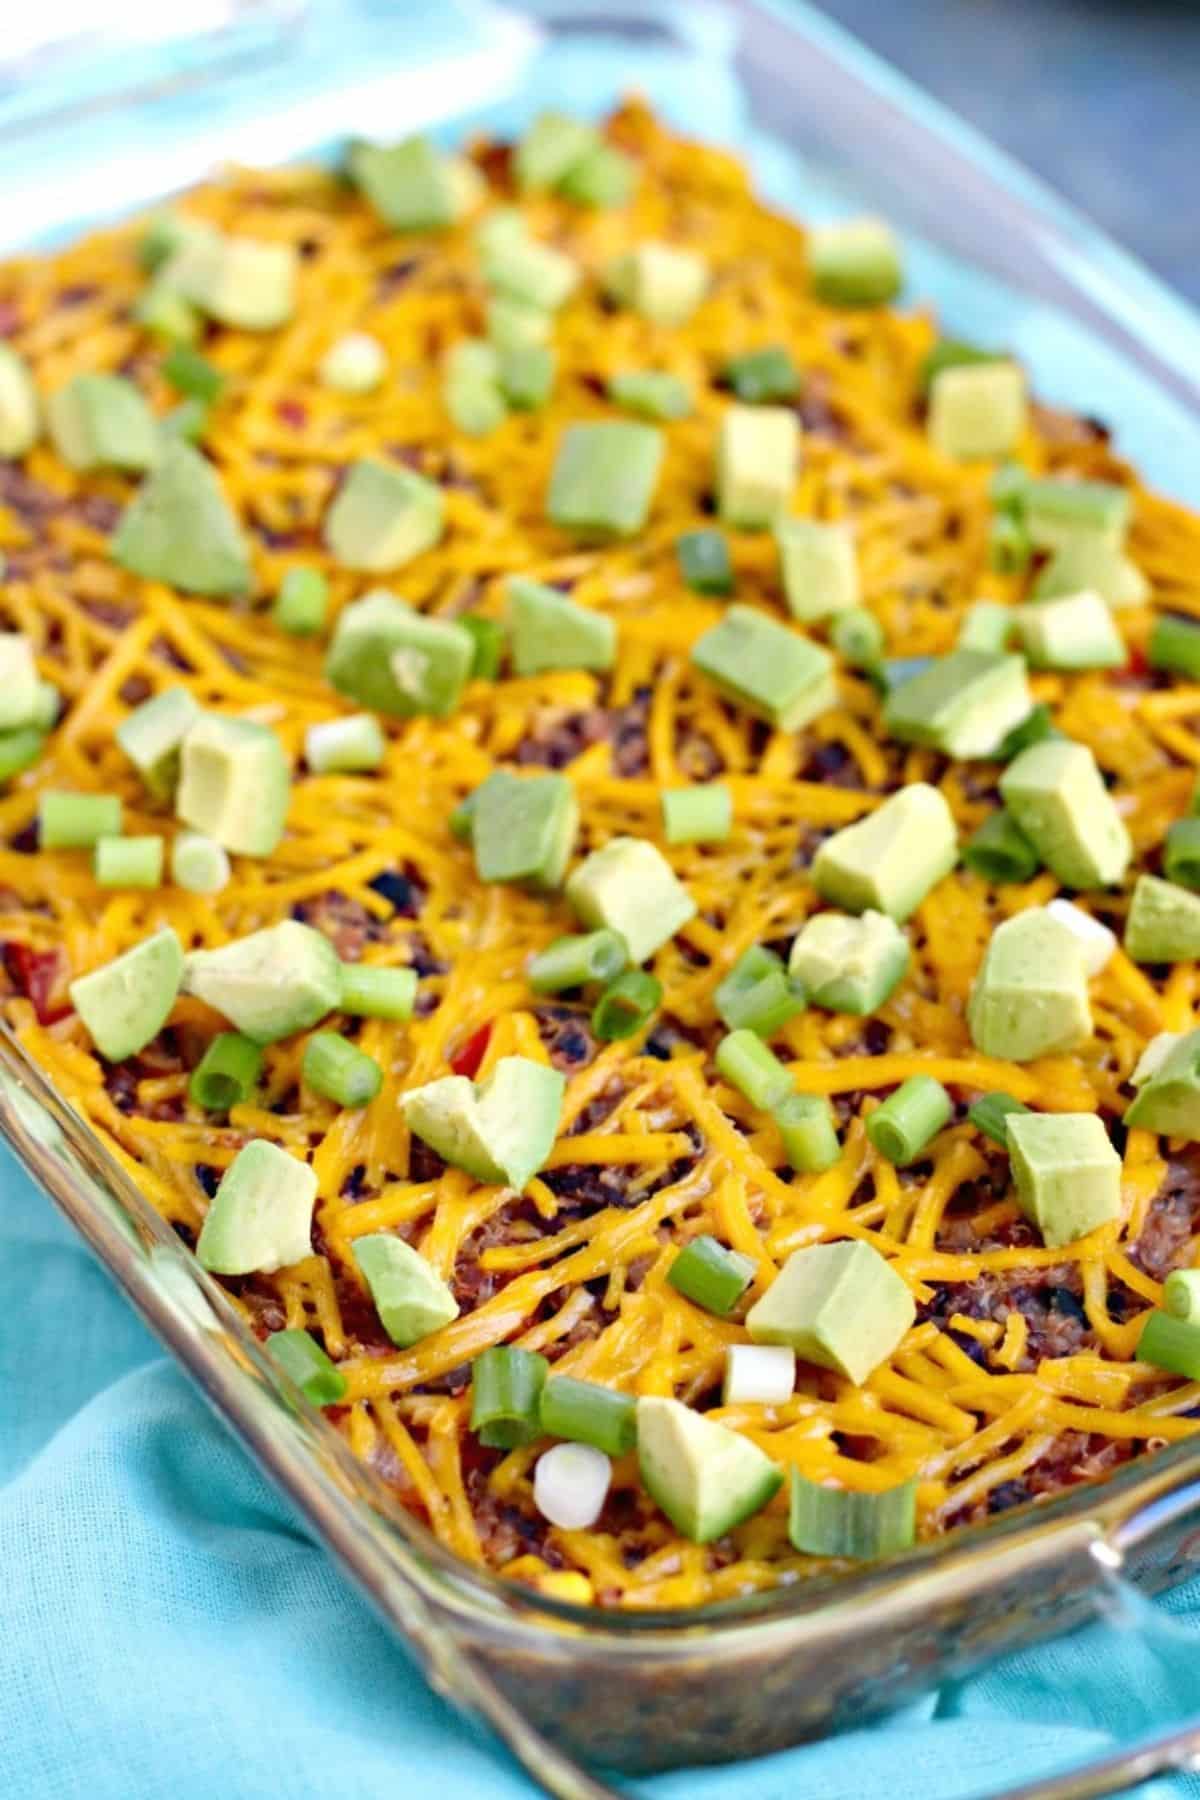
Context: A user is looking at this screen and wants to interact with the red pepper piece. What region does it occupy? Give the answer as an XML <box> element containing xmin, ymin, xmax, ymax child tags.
<box><xmin>450</xmin><ymin>1021</ymin><xmax>491</xmax><ymax>1080</ymax></box>
<box><xmin>5</xmin><ymin>943</ymin><xmax>71</xmax><ymax>1024</ymax></box>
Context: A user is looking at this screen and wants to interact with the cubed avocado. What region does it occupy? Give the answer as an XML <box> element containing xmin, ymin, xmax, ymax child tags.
<box><xmin>635</xmin><ymin>1396</ymin><xmax>782</xmax><ymax>1544</ymax></box>
<box><xmin>68</xmin><ymin>926</ymin><xmax>184</xmax><ymax>1064</ymax></box>
<box><xmin>0</xmin><ymin>634</ymin><xmax>39</xmax><ymax>732</ymax></box>
<box><xmin>508</xmin><ymin>578</ymin><xmax>616</xmax><ymax>675</ymax></box>
<box><xmin>546</xmin><ymin>421</ymin><xmax>664</xmax><ymax>540</ymax></box>
<box><xmin>176</xmin><ymin>713</ymin><xmax>290</xmax><ymax>856</ymax></box>
<box><xmin>775</xmin><ymin>519</ymin><xmax>858</xmax><ymax>622</ymax></box>
<box><xmin>809</xmin><ymin>218</ymin><xmax>902</xmax><ymax>306</ymax></box>
<box><xmin>1006</xmin><ymin>1112</ymin><xmax>1122</xmax><ymax>1248</ymax></box>
<box><xmin>163</xmin><ymin>224</ymin><xmax>297</xmax><ymax>330</ymax></box>
<box><xmin>485</xmin><ymin>296</ymin><xmax>552</xmax><ymax>354</ymax></box>
<box><xmin>1014</xmin><ymin>590</ymin><xmax>1126</xmax><ymax>671</ymax></box>
<box><xmin>352</xmin><ymin>1234</ymin><xmax>459</xmax><ymax>1347</ymax></box>
<box><xmin>47</xmin><ymin>374</ymin><xmax>158</xmax><ymax>473</ymax></box>
<box><xmin>0</xmin><ymin>345</ymin><xmax>39</xmax><ymax>457</ymax></box>
<box><xmin>1033</xmin><ymin>538</ymin><xmax>1149</xmax><ymax>610</ymax></box>
<box><xmin>967</xmin><ymin>908</ymin><xmax>1092</xmax><ymax>1061</ymax></box>
<box><xmin>471</xmin><ymin>769</ymin><xmax>578</xmax><ymax>891</ymax></box>
<box><xmin>324</xmin><ymin>459</ymin><xmax>444</xmax><ymax>573</ymax></box>
<box><xmin>1124</xmin><ymin>874</ymin><xmax>1200</xmax><ymax>964</ymax></box>
<box><xmin>324</xmin><ymin>590</ymin><xmax>474</xmax><ymax>719</ymax></box>
<box><xmin>787</xmin><ymin>909</ymin><xmax>909</xmax><ymax>1014</ymax></box>
<box><xmin>514</xmin><ymin>112</ymin><xmax>599</xmax><ymax>191</ymax></box>
<box><xmin>883</xmin><ymin>649</ymin><xmax>1033</xmax><ymax>759</ymax></box>
<box><xmin>182</xmin><ymin>920</ymin><xmax>342</xmax><ymax>1044</ymax></box>
<box><xmin>116</xmin><ymin>686</ymin><xmax>201</xmax><ymax>799</ymax></box>
<box><xmin>111</xmin><ymin>439</ymin><xmax>253</xmax><ymax>597</ymax></box>
<box><xmin>690</xmin><ymin>605</ymin><xmax>837</xmax><ymax>732</ymax></box>
<box><xmin>717</xmin><ymin>405</ymin><xmax>799</xmax><ymax>529</ymax></box>
<box><xmin>1000</xmin><ymin>739</ymin><xmax>1131</xmax><ymax>890</ymax></box>
<box><xmin>928</xmin><ymin>361</ymin><xmax>1026</xmax><ymax>460</ymax></box>
<box><xmin>811</xmin><ymin>784</ymin><xmax>958</xmax><ymax>923</ymax></box>
<box><xmin>195</xmin><ymin>1139</ymin><xmax>317</xmax><ymax>1275</ymax></box>
<box><xmin>1021</xmin><ymin>477</ymin><xmax>1130</xmax><ymax>552</ymax></box>
<box><xmin>1044</xmin><ymin>897</ymin><xmax>1117</xmax><ymax>976</ymax></box>
<box><xmin>349</xmin><ymin>135</ymin><xmax>478</xmax><ymax>231</ymax></box>
<box><xmin>566</xmin><ymin>836</ymin><xmax>696</xmax><ymax>965</ymax></box>
<box><xmin>402</xmin><ymin>1055</ymin><xmax>565</xmax><ymax>1192</ymax></box>
<box><xmin>603</xmin><ymin>243</ymin><xmax>708</xmax><ymax>327</ymax></box>
<box><xmin>1125</xmin><ymin>1028</ymin><xmax>1200</xmax><ymax>1138</ymax></box>
<box><xmin>745</xmin><ymin>1240</ymin><xmax>916</xmax><ymax>1385</ymax></box>
<box><xmin>482</xmin><ymin>239</ymin><xmax>579</xmax><ymax>312</ymax></box>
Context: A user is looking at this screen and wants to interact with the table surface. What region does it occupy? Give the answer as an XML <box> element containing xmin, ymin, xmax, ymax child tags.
<box><xmin>813</xmin><ymin>0</ymin><xmax>1200</xmax><ymax>304</ymax></box>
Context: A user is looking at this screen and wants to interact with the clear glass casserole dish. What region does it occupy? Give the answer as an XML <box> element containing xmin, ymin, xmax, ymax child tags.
<box><xmin>4</xmin><ymin>2</ymin><xmax>1200</xmax><ymax>1795</ymax></box>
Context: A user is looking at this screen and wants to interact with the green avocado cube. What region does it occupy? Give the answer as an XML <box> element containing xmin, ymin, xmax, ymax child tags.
<box><xmin>402</xmin><ymin>1055</ymin><xmax>565</xmax><ymax>1192</ymax></box>
<box><xmin>324</xmin><ymin>459</ymin><xmax>444</xmax><ymax>573</ymax></box>
<box><xmin>745</xmin><ymin>1240</ymin><xmax>916</xmax><ymax>1385</ymax></box>
<box><xmin>349</xmin><ymin>136</ymin><xmax>478</xmax><ymax>231</ymax></box>
<box><xmin>116</xmin><ymin>686</ymin><xmax>201</xmax><ymax>799</ymax></box>
<box><xmin>471</xmin><ymin>769</ymin><xmax>578</xmax><ymax>891</ymax></box>
<box><xmin>775</xmin><ymin>519</ymin><xmax>858</xmax><ymax>622</ymax></box>
<box><xmin>809</xmin><ymin>218</ymin><xmax>902</xmax><ymax>307</ymax></box>
<box><xmin>1000</xmin><ymin>739</ymin><xmax>1131</xmax><ymax>889</ymax></box>
<box><xmin>497</xmin><ymin>343</ymin><xmax>556</xmax><ymax>411</ymax></box>
<box><xmin>514</xmin><ymin>112</ymin><xmax>599</xmax><ymax>191</ymax></box>
<box><xmin>1006</xmin><ymin>1112</ymin><xmax>1121</xmax><ymax>1248</ymax></box>
<box><xmin>176</xmin><ymin>713</ymin><xmax>290</xmax><ymax>856</ymax></box>
<box><xmin>69</xmin><ymin>926</ymin><xmax>184</xmax><ymax>1064</ymax></box>
<box><xmin>134</xmin><ymin>280</ymin><xmax>201</xmax><ymax>345</ymax></box>
<box><xmin>559</xmin><ymin>142</ymin><xmax>636</xmax><ymax>209</ymax></box>
<box><xmin>603</xmin><ymin>243</ymin><xmax>708</xmax><ymax>327</ymax></box>
<box><xmin>928</xmin><ymin>361</ymin><xmax>1027</xmax><ymax>461</ymax></box>
<box><xmin>1125</xmin><ymin>1028</ymin><xmax>1200</xmax><ymax>1138</ymax></box>
<box><xmin>883</xmin><ymin>648</ymin><xmax>1033</xmax><ymax>759</ymax></box>
<box><xmin>111</xmin><ymin>439</ymin><xmax>252</xmax><ymax>597</ymax></box>
<box><xmin>0</xmin><ymin>634</ymin><xmax>38</xmax><ymax>732</ymax></box>
<box><xmin>47</xmin><ymin>374</ymin><xmax>158</xmax><ymax>473</ymax></box>
<box><xmin>324</xmin><ymin>590</ymin><xmax>473</xmax><ymax>719</ymax></box>
<box><xmin>163</xmin><ymin>224</ymin><xmax>296</xmax><ymax>331</ymax></box>
<box><xmin>566</xmin><ymin>836</ymin><xmax>695</xmax><ymax>965</ymax></box>
<box><xmin>547</xmin><ymin>421</ymin><xmax>664</xmax><ymax>539</ymax></box>
<box><xmin>352</xmin><ymin>1234</ymin><xmax>459</xmax><ymax>1347</ymax></box>
<box><xmin>486</xmin><ymin>296</ymin><xmax>553</xmax><ymax>354</ymax></box>
<box><xmin>182</xmin><ymin>920</ymin><xmax>342</xmax><ymax>1044</ymax></box>
<box><xmin>1124</xmin><ymin>874</ymin><xmax>1200</xmax><ymax>964</ymax></box>
<box><xmin>1020</xmin><ymin>477</ymin><xmax>1131</xmax><ymax>552</ymax></box>
<box><xmin>788</xmin><ymin>909</ymin><xmax>909</xmax><ymax>1014</ymax></box>
<box><xmin>508</xmin><ymin>578</ymin><xmax>616</xmax><ymax>675</ymax></box>
<box><xmin>717</xmin><ymin>404</ymin><xmax>799</xmax><ymax>529</ymax></box>
<box><xmin>0</xmin><ymin>345</ymin><xmax>39</xmax><ymax>456</ymax></box>
<box><xmin>1015</xmin><ymin>590</ymin><xmax>1126</xmax><ymax>671</ymax></box>
<box><xmin>1033</xmin><ymin>538</ymin><xmax>1149</xmax><ymax>610</ymax></box>
<box><xmin>195</xmin><ymin>1139</ymin><xmax>317</xmax><ymax>1275</ymax></box>
<box><xmin>482</xmin><ymin>239</ymin><xmax>579</xmax><ymax>312</ymax></box>
<box><xmin>690</xmin><ymin>605</ymin><xmax>836</xmax><ymax>732</ymax></box>
<box><xmin>811</xmin><ymin>784</ymin><xmax>958</xmax><ymax>922</ymax></box>
<box><xmin>636</xmin><ymin>1396</ymin><xmax>782</xmax><ymax>1544</ymax></box>
<box><xmin>967</xmin><ymin>908</ymin><xmax>1092</xmax><ymax>1061</ymax></box>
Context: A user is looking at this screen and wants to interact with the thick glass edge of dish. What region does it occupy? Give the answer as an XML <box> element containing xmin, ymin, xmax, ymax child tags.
<box><xmin>4</xmin><ymin>1021</ymin><xmax>1200</xmax><ymax>1654</ymax></box>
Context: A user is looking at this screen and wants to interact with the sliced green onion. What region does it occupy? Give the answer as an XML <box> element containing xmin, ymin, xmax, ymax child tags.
<box><xmin>988</xmin><ymin>512</ymin><xmax>1032</xmax><ymax>575</ymax></box>
<box><xmin>867</xmin><ymin>1075</ymin><xmax>953</xmax><ymax>1166</ymax></box>
<box><xmin>723</xmin><ymin>345</ymin><xmax>800</xmax><ymax>404</ymax></box>
<box><xmin>968</xmin><ymin>1090</ymin><xmax>1029</xmax><ymax>1148</ymax></box>
<box><xmin>189</xmin><ymin>1031</ymin><xmax>263</xmax><ymax>1111</ymax></box>
<box><xmin>540</xmin><ymin>1375</ymin><xmax>637</xmax><ymax>1456</ymax></box>
<box><xmin>676</xmin><ymin>529</ymin><xmax>733</xmax><ymax>596</ymax></box>
<box><xmin>1150</xmin><ymin>615</ymin><xmax>1200</xmax><ymax>681</ymax></box>
<box><xmin>773</xmin><ymin>1091</ymin><xmax>840</xmax><ymax>1173</ymax></box>
<box><xmin>714</xmin><ymin>944</ymin><xmax>806</xmax><ymax>1038</ymax></box>
<box><xmin>1137</xmin><ymin>1310</ymin><xmax>1200</xmax><ymax>1380</ymax></box>
<box><xmin>592</xmin><ymin>969</ymin><xmax>662</xmax><ymax>1041</ymax></box>
<box><xmin>874</xmin><ymin>655</ymin><xmax>933</xmax><ymax>694</ymax></box>
<box><xmin>93</xmin><ymin>834</ymin><xmax>163</xmax><ymax>888</ymax></box>
<box><xmin>918</xmin><ymin>339</ymin><xmax>998</xmax><ymax>395</ymax></box>
<box><xmin>667</xmin><ymin>1234</ymin><xmax>755</xmax><ymax>1317</ymax></box>
<box><xmin>715</xmin><ymin>1028</ymin><xmax>792</xmax><ymax>1109</ymax></box>
<box><xmin>661</xmin><ymin>783</ymin><xmax>732</xmax><ymax>846</ymax></box>
<box><xmin>339</xmin><ymin>963</ymin><xmax>417</xmax><ymax>1021</ymax></box>
<box><xmin>789</xmin><ymin>1468</ymin><xmax>917</xmax><ymax>1559</ymax></box>
<box><xmin>829</xmin><ymin>606</ymin><xmax>884</xmax><ymax>670</ymax></box>
<box><xmin>1164</xmin><ymin>1269</ymin><xmax>1200</xmax><ymax>1322</ymax></box>
<box><xmin>266</xmin><ymin>1327</ymin><xmax>347</xmax><ymax>1406</ymax></box>
<box><xmin>607</xmin><ymin>370</ymin><xmax>692</xmax><ymax>422</ymax></box>
<box><xmin>171</xmin><ymin>830</ymin><xmax>230</xmax><ymax>895</ymax></box>
<box><xmin>273</xmin><ymin>567</ymin><xmax>329</xmax><ymax>636</ymax></box>
<box><xmin>305</xmin><ymin>713</ymin><xmax>386</xmax><ymax>774</ymax></box>
<box><xmin>527</xmin><ymin>929</ymin><xmax>628</xmax><ymax>994</ymax></box>
<box><xmin>996</xmin><ymin>702</ymin><xmax>1061</xmax><ymax>761</ymax></box>
<box><xmin>303</xmin><ymin>1031</ymin><xmax>383</xmax><ymax>1107</ymax></box>
<box><xmin>162</xmin><ymin>343</ymin><xmax>224</xmax><ymax>404</ymax></box>
<box><xmin>470</xmin><ymin>1344</ymin><xmax>550</xmax><ymax>1448</ymax></box>
<box><xmin>0</xmin><ymin>727</ymin><xmax>45</xmax><ymax>783</ymax></box>
<box><xmin>1022</xmin><ymin>476</ymin><xmax>1129</xmax><ymax>546</ymax></box>
<box><xmin>39</xmin><ymin>791</ymin><xmax>122</xmax><ymax>849</ymax></box>
<box><xmin>809</xmin><ymin>219</ymin><xmax>902</xmax><ymax>307</ymax></box>
<box><xmin>1164</xmin><ymin>818</ymin><xmax>1200</xmax><ymax>891</ymax></box>
<box><xmin>962</xmin><ymin>810</ymin><xmax>1040</xmax><ymax>884</ymax></box>
<box><xmin>991</xmin><ymin>461</ymin><xmax>1030</xmax><ymax>515</ymax></box>
<box><xmin>460</xmin><ymin>614</ymin><xmax>505</xmax><ymax>680</ymax></box>
<box><xmin>958</xmin><ymin>601</ymin><xmax>1013</xmax><ymax>654</ymax></box>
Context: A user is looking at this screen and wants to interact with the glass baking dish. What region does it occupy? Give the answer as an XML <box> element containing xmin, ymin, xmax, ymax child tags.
<box><xmin>5</xmin><ymin>3</ymin><xmax>1200</xmax><ymax>1796</ymax></box>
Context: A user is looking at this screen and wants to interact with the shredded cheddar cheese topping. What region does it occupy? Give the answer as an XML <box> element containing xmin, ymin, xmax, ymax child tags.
<box><xmin>2</xmin><ymin>101</ymin><xmax>1200</xmax><ymax>1610</ymax></box>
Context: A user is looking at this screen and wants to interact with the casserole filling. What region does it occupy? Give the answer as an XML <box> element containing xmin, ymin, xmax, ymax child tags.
<box><xmin>2</xmin><ymin>101</ymin><xmax>1200</xmax><ymax>1608</ymax></box>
